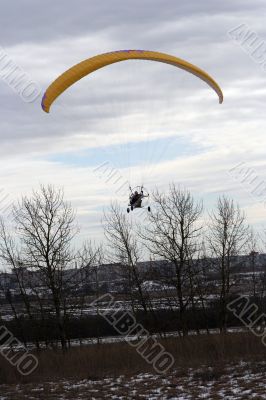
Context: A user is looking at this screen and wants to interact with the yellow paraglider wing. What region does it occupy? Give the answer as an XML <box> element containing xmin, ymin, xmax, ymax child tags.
<box><xmin>41</xmin><ymin>50</ymin><xmax>223</xmax><ymax>113</ymax></box>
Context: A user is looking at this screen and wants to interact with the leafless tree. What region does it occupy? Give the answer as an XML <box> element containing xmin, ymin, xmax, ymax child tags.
<box><xmin>75</xmin><ymin>241</ymin><xmax>103</xmax><ymax>344</ymax></box>
<box><xmin>140</xmin><ymin>184</ymin><xmax>203</xmax><ymax>335</ymax></box>
<box><xmin>0</xmin><ymin>187</ymin><xmax>104</xmax><ymax>349</ymax></box>
<box><xmin>247</xmin><ymin>228</ymin><xmax>261</xmax><ymax>299</ymax></box>
<box><xmin>11</xmin><ymin>185</ymin><xmax>77</xmax><ymax>349</ymax></box>
<box><xmin>0</xmin><ymin>218</ymin><xmax>39</xmax><ymax>347</ymax></box>
<box><xmin>192</xmin><ymin>240</ymin><xmax>214</xmax><ymax>334</ymax></box>
<box><xmin>103</xmin><ymin>202</ymin><xmax>148</xmax><ymax>314</ymax></box>
<box><xmin>208</xmin><ymin>196</ymin><xmax>249</xmax><ymax>333</ymax></box>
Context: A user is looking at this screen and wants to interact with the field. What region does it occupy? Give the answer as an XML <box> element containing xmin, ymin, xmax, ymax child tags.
<box><xmin>0</xmin><ymin>362</ymin><xmax>266</xmax><ymax>399</ymax></box>
<box><xmin>0</xmin><ymin>332</ymin><xmax>266</xmax><ymax>399</ymax></box>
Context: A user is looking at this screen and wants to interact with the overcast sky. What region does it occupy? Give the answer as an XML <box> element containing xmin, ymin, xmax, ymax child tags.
<box><xmin>0</xmin><ymin>0</ymin><xmax>266</xmax><ymax>245</ymax></box>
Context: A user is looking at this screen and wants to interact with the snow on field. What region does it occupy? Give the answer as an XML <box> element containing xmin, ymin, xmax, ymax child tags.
<box><xmin>0</xmin><ymin>293</ymin><xmax>222</xmax><ymax>321</ymax></box>
<box><xmin>0</xmin><ymin>361</ymin><xmax>266</xmax><ymax>399</ymax></box>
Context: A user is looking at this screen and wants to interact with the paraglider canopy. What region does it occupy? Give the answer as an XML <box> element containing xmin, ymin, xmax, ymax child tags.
<box><xmin>41</xmin><ymin>49</ymin><xmax>223</xmax><ymax>113</ymax></box>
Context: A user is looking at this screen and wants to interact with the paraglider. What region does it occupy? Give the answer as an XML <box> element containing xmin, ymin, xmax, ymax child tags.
<box><xmin>41</xmin><ymin>49</ymin><xmax>223</xmax><ymax>113</ymax></box>
<box><xmin>127</xmin><ymin>186</ymin><xmax>150</xmax><ymax>213</ymax></box>
<box><xmin>41</xmin><ymin>50</ymin><xmax>223</xmax><ymax>213</ymax></box>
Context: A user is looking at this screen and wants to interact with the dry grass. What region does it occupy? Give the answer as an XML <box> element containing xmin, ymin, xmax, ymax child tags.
<box><xmin>0</xmin><ymin>331</ymin><xmax>266</xmax><ymax>385</ymax></box>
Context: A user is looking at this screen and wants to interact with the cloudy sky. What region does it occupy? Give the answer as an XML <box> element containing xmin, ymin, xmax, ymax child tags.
<box><xmin>0</xmin><ymin>0</ymin><xmax>266</xmax><ymax>245</ymax></box>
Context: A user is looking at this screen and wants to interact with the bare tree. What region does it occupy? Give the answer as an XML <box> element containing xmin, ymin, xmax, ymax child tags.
<box><xmin>75</xmin><ymin>241</ymin><xmax>103</xmax><ymax>344</ymax></box>
<box><xmin>248</xmin><ymin>228</ymin><xmax>261</xmax><ymax>299</ymax></box>
<box><xmin>208</xmin><ymin>196</ymin><xmax>249</xmax><ymax>333</ymax></box>
<box><xmin>192</xmin><ymin>240</ymin><xmax>214</xmax><ymax>335</ymax></box>
<box><xmin>140</xmin><ymin>184</ymin><xmax>203</xmax><ymax>336</ymax></box>
<box><xmin>0</xmin><ymin>218</ymin><xmax>38</xmax><ymax>347</ymax></box>
<box><xmin>12</xmin><ymin>185</ymin><xmax>77</xmax><ymax>349</ymax></box>
<box><xmin>103</xmin><ymin>202</ymin><xmax>148</xmax><ymax>314</ymax></box>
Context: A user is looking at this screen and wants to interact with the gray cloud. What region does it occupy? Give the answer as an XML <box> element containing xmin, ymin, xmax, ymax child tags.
<box><xmin>0</xmin><ymin>0</ymin><xmax>266</xmax><ymax>243</ymax></box>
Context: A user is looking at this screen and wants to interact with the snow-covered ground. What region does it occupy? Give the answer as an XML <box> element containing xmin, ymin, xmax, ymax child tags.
<box><xmin>0</xmin><ymin>361</ymin><xmax>265</xmax><ymax>399</ymax></box>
